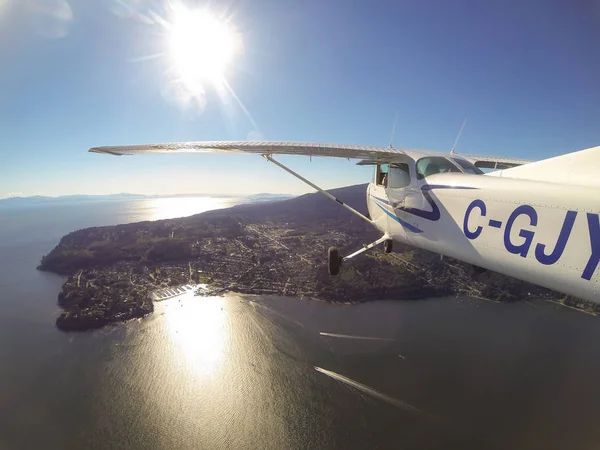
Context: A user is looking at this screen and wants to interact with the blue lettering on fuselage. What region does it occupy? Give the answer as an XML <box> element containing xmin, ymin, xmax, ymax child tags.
<box><xmin>463</xmin><ymin>199</ymin><xmax>599</xmax><ymax>281</ymax></box>
<box><xmin>535</xmin><ymin>211</ymin><xmax>577</xmax><ymax>265</ymax></box>
<box><xmin>582</xmin><ymin>213</ymin><xmax>600</xmax><ymax>281</ymax></box>
<box><xmin>504</xmin><ymin>205</ymin><xmax>538</xmax><ymax>257</ymax></box>
<box><xmin>463</xmin><ymin>200</ymin><xmax>486</xmax><ymax>239</ymax></box>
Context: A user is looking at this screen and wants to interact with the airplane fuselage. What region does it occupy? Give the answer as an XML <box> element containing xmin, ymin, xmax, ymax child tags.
<box><xmin>367</xmin><ymin>173</ymin><xmax>599</xmax><ymax>304</ymax></box>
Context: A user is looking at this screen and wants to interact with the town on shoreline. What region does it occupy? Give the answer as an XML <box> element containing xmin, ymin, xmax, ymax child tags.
<box><xmin>38</xmin><ymin>185</ymin><xmax>595</xmax><ymax>331</ymax></box>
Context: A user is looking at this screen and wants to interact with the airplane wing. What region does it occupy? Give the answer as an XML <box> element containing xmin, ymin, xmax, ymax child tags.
<box><xmin>89</xmin><ymin>141</ymin><xmax>408</xmax><ymax>161</ymax></box>
<box><xmin>90</xmin><ymin>140</ymin><xmax>533</xmax><ymax>169</ymax></box>
<box><xmin>460</xmin><ymin>154</ymin><xmax>532</xmax><ymax>170</ymax></box>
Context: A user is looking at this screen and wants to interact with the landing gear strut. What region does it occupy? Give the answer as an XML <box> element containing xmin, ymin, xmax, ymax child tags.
<box><xmin>261</xmin><ymin>155</ymin><xmax>385</xmax><ymax>278</ymax></box>
<box><xmin>328</xmin><ymin>235</ymin><xmax>391</xmax><ymax>276</ymax></box>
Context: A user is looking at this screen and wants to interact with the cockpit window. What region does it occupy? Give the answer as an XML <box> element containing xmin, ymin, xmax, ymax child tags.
<box><xmin>451</xmin><ymin>158</ymin><xmax>484</xmax><ymax>175</ymax></box>
<box><xmin>416</xmin><ymin>157</ymin><xmax>461</xmax><ymax>180</ymax></box>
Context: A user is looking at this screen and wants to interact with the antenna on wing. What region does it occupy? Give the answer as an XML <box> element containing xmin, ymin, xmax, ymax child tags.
<box><xmin>388</xmin><ymin>110</ymin><xmax>399</xmax><ymax>148</ymax></box>
<box><xmin>450</xmin><ymin>118</ymin><xmax>467</xmax><ymax>155</ymax></box>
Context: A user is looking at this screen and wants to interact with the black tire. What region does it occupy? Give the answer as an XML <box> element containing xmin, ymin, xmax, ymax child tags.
<box><xmin>383</xmin><ymin>239</ymin><xmax>393</xmax><ymax>254</ymax></box>
<box><xmin>328</xmin><ymin>247</ymin><xmax>342</xmax><ymax>276</ymax></box>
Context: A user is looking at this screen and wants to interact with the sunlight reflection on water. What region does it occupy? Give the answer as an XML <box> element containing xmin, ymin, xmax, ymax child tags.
<box><xmin>149</xmin><ymin>196</ymin><xmax>245</xmax><ymax>221</ymax></box>
<box><xmin>164</xmin><ymin>295</ymin><xmax>228</xmax><ymax>376</ymax></box>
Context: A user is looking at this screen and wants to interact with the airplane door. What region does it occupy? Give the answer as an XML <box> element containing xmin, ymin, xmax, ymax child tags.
<box><xmin>368</xmin><ymin>163</ymin><xmax>389</xmax><ymax>229</ymax></box>
<box><xmin>385</xmin><ymin>161</ymin><xmax>424</xmax><ymax>235</ymax></box>
<box><xmin>386</xmin><ymin>162</ymin><xmax>416</xmax><ymax>209</ymax></box>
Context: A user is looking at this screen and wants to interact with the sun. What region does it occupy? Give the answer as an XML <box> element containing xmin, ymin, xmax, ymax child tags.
<box><xmin>167</xmin><ymin>4</ymin><xmax>240</xmax><ymax>89</ymax></box>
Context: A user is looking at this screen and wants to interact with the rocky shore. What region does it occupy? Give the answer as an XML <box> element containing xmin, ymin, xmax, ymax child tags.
<box><xmin>38</xmin><ymin>184</ymin><xmax>596</xmax><ymax>331</ymax></box>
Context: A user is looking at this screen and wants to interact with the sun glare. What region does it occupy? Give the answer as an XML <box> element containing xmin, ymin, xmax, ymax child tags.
<box><xmin>168</xmin><ymin>4</ymin><xmax>240</xmax><ymax>89</ymax></box>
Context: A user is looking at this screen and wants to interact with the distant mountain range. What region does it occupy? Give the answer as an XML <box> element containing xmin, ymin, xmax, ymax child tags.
<box><xmin>0</xmin><ymin>192</ymin><xmax>295</xmax><ymax>207</ymax></box>
<box><xmin>245</xmin><ymin>193</ymin><xmax>296</xmax><ymax>202</ymax></box>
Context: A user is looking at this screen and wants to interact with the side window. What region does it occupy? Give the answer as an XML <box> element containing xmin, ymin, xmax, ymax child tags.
<box><xmin>416</xmin><ymin>157</ymin><xmax>460</xmax><ymax>180</ymax></box>
<box><xmin>388</xmin><ymin>163</ymin><xmax>411</xmax><ymax>188</ymax></box>
<box><xmin>376</xmin><ymin>164</ymin><xmax>389</xmax><ymax>186</ymax></box>
<box><xmin>451</xmin><ymin>158</ymin><xmax>484</xmax><ymax>175</ymax></box>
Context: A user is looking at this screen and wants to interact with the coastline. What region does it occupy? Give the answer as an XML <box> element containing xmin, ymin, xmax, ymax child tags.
<box><xmin>38</xmin><ymin>186</ymin><xmax>598</xmax><ymax>331</ymax></box>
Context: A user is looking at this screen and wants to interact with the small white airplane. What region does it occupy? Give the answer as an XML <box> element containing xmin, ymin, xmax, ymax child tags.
<box><xmin>90</xmin><ymin>141</ymin><xmax>600</xmax><ymax>305</ymax></box>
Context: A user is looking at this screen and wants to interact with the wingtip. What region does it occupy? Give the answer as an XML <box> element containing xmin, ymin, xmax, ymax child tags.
<box><xmin>89</xmin><ymin>147</ymin><xmax>126</xmax><ymax>156</ymax></box>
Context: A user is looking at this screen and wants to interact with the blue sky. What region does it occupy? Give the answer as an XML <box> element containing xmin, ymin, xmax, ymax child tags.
<box><xmin>1</xmin><ymin>0</ymin><xmax>599</xmax><ymax>197</ymax></box>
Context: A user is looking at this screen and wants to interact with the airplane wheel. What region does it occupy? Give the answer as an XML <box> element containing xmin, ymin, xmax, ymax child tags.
<box><xmin>328</xmin><ymin>247</ymin><xmax>342</xmax><ymax>276</ymax></box>
<box><xmin>383</xmin><ymin>239</ymin><xmax>393</xmax><ymax>254</ymax></box>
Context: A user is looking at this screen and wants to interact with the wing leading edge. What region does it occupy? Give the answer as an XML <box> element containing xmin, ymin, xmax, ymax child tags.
<box><xmin>89</xmin><ymin>141</ymin><xmax>409</xmax><ymax>162</ymax></box>
<box><xmin>89</xmin><ymin>140</ymin><xmax>533</xmax><ymax>169</ymax></box>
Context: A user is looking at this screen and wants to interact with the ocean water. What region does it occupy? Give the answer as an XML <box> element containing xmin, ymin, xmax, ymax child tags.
<box><xmin>1</xmin><ymin>197</ymin><xmax>600</xmax><ymax>449</ymax></box>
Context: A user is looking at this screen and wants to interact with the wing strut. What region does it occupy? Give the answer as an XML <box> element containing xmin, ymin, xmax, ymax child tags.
<box><xmin>263</xmin><ymin>154</ymin><xmax>374</xmax><ymax>226</ymax></box>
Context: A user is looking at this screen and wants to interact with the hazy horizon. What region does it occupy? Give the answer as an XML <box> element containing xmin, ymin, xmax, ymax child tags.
<box><xmin>0</xmin><ymin>191</ymin><xmax>300</xmax><ymax>201</ymax></box>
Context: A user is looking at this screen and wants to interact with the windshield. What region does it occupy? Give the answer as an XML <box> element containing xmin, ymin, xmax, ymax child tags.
<box><xmin>416</xmin><ymin>157</ymin><xmax>461</xmax><ymax>179</ymax></box>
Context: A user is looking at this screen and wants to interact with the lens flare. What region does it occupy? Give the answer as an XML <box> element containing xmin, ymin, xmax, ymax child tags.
<box><xmin>26</xmin><ymin>0</ymin><xmax>73</xmax><ymax>38</ymax></box>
